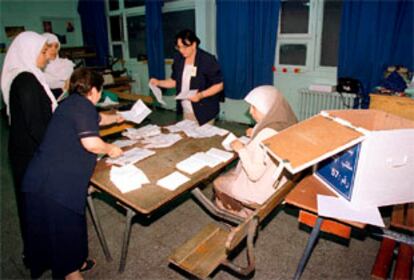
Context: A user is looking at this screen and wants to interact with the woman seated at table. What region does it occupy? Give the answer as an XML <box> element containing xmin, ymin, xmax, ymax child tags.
<box><xmin>21</xmin><ymin>68</ymin><xmax>123</xmax><ymax>280</ymax></box>
<box><xmin>214</xmin><ymin>85</ymin><xmax>298</xmax><ymax>218</ymax></box>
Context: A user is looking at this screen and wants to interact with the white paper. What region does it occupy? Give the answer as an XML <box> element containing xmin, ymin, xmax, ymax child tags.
<box><xmin>176</xmin><ymin>155</ymin><xmax>208</xmax><ymax>175</ymax></box>
<box><xmin>191</xmin><ymin>152</ymin><xmax>223</xmax><ymax>168</ymax></box>
<box><xmin>175</xmin><ymin>89</ymin><xmax>197</xmax><ymax>100</ymax></box>
<box><xmin>96</xmin><ymin>96</ymin><xmax>119</xmax><ymax>108</ymax></box>
<box><xmin>164</xmin><ymin>120</ymin><xmax>198</xmax><ymax>133</ymax></box>
<box><xmin>119</xmin><ymin>99</ymin><xmax>151</xmax><ymax>124</ymax></box>
<box><xmin>106</xmin><ymin>147</ymin><xmax>155</xmax><ymax>166</ymax></box>
<box><xmin>112</xmin><ymin>139</ymin><xmax>137</xmax><ymax>148</ymax></box>
<box><xmin>122</xmin><ymin>124</ymin><xmax>161</xmax><ymax>140</ymax></box>
<box><xmin>317</xmin><ymin>195</ymin><xmax>385</xmax><ymax>227</ymax></box>
<box><xmin>110</xmin><ymin>164</ymin><xmax>150</xmax><ymax>193</ymax></box>
<box><xmin>206</xmin><ymin>147</ymin><xmax>234</xmax><ymax>163</ymax></box>
<box><xmin>222</xmin><ymin>133</ymin><xmax>237</xmax><ymax>151</ymax></box>
<box><xmin>148</xmin><ymin>82</ymin><xmax>166</xmax><ymax>105</ymax></box>
<box><xmin>142</xmin><ymin>133</ymin><xmax>182</xmax><ymax>149</ymax></box>
<box><xmin>157</xmin><ymin>171</ymin><xmax>190</xmax><ymax>191</ymax></box>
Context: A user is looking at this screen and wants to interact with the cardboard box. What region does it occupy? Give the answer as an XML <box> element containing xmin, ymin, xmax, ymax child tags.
<box><xmin>262</xmin><ymin>109</ymin><xmax>414</xmax><ymax>226</ymax></box>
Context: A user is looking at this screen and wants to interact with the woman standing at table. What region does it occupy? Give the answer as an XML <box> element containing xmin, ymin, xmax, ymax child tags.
<box><xmin>149</xmin><ymin>29</ymin><xmax>224</xmax><ymax>125</ymax></box>
<box><xmin>21</xmin><ymin>68</ymin><xmax>123</xmax><ymax>279</ymax></box>
<box><xmin>214</xmin><ymin>85</ymin><xmax>297</xmax><ymax>218</ymax></box>
<box><xmin>1</xmin><ymin>31</ymin><xmax>58</xmax><ymax>262</ymax></box>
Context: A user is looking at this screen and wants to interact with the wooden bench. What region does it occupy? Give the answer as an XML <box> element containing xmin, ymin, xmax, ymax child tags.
<box><xmin>371</xmin><ymin>203</ymin><xmax>414</xmax><ymax>280</ymax></box>
<box><xmin>169</xmin><ymin>178</ymin><xmax>298</xmax><ymax>279</ymax></box>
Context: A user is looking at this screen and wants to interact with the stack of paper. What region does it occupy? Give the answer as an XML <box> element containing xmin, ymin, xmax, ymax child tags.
<box><xmin>164</xmin><ymin>120</ymin><xmax>198</xmax><ymax>133</ymax></box>
<box><xmin>157</xmin><ymin>171</ymin><xmax>190</xmax><ymax>191</ymax></box>
<box><xmin>176</xmin><ymin>155</ymin><xmax>208</xmax><ymax>175</ymax></box>
<box><xmin>119</xmin><ymin>99</ymin><xmax>151</xmax><ymax>124</ymax></box>
<box><xmin>191</xmin><ymin>152</ymin><xmax>223</xmax><ymax>168</ymax></box>
<box><xmin>176</xmin><ymin>149</ymin><xmax>233</xmax><ymax>175</ymax></box>
<box><xmin>122</xmin><ymin>124</ymin><xmax>161</xmax><ymax>140</ymax></box>
<box><xmin>106</xmin><ymin>147</ymin><xmax>155</xmax><ymax>166</ymax></box>
<box><xmin>183</xmin><ymin>124</ymin><xmax>229</xmax><ymax>138</ymax></box>
<box><xmin>141</xmin><ymin>133</ymin><xmax>182</xmax><ymax>149</ymax></box>
<box><xmin>110</xmin><ymin>164</ymin><xmax>150</xmax><ymax>193</ymax></box>
<box><xmin>148</xmin><ymin>82</ymin><xmax>166</xmax><ymax>105</ymax></box>
<box><xmin>112</xmin><ymin>139</ymin><xmax>138</xmax><ymax>148</ymax></box>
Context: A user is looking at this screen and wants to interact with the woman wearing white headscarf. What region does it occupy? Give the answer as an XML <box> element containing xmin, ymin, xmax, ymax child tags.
<box><xmin>1</xmin><ymin>31</ymin><xmax>58</xmax><ymax>264</ymax></box>
<box><xmin>213</xmin><ymin>85</ymin><xmax>297</xmax><ymax>217</ymax></box>
<box><xmin>42</xmin><ymin>33</ymin><xmax>75</xmax><ymax>100</ymax></box>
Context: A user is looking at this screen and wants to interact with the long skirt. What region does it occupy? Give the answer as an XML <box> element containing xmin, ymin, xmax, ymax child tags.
<box><xmin>23</xmin><ymin>192</ymin><xmax>88</xmax><ymax>279</ymax></box>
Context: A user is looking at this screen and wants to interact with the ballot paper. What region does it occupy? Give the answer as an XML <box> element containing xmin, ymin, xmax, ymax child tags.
<box><xmin>111</xmin><ymin>139</ymin><xmax>138</xmax><ymax>148</ymax></box>
<box><xmin>148</xmin><ymin>82</ymin><xmax>166</xmax><ymax>105</ymax></box>
<box><xmin>164</xmin><ymin>120</ymin><xmax>198</xmax><ymax>133</ymax></box>
<box><xmin>157</xmin><ymin>171</ymin><xmax>190</xmax><ymax>191</ymax></box>
<box><xmin>119</xmin><ymin>99</ymin><xmax>151</xmax><ymax>124</ymax></box>
<box><xmin>206</xmin><ymin>148</ymin><xmax>234</xmax><ymax>163</ymax></box>
<box><xmin>175</xmin><ymin>89</ymin><xmax>197</xmax><ymax>100</ymax></box>
<box><xmin>106</xmin><ymin>147</ymin><xmax>155</xmax><ymax>166</ymax></box>
<box><xmin>176</xmin><ymin>155</ymin><xmax>208</xmax><ymax>175</ymax></box>
<box><xmin>122</xmin><ymin>124</ymin><xmax>161</xmax><ymax>140</ymax></box>
<box><xmin>183</xmin><ymin>124</ymin><xmax>229</xmax><ymax>138</ymax></box>
<box><xmin>96</xmin><ymin>96</ymin><xmax>119</xmax><ymax>108</ymax></box>
<box><xmin>222</xmin><ymin>133</ymin><xmax>251</xmax><ymax>151</ymax></box>
<box><xmin>110</xmin><ymin>164</ymin><xmax>149</xmax><ymax>193</ymax></box>
<box><xmin>191</xmin><ymin>152</ymin><xmax>223</xmax><ymax>168</ymax></box>
<box><xmin>142</xmin><ymin>133</ymin><xmax>182</xmax><ymax>149</ymax></box>
<box><xmin>317</xmin><ymin>195</ymin><xmax>385</xmax><ymax>227</ymax></box>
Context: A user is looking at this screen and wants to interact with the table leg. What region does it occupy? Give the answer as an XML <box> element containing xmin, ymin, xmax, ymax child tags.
<box><xmin>119</xmin><ymin>207</ymin><xmax>135</xmax><ymax>273</ymax></box>
<box><xmin>87</xmin><ymin>194</ymin><xmax>112</xmax><ymax>262</ymax></box>
<box><xmin>293</xmin><ymin>217</ymin><xmax>323</xmax><ymax>280</ymax></box>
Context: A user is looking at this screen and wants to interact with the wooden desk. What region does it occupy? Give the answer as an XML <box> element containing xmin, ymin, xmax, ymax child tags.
<box><xmin>285</xmin><ymin>175</ymin><xmax>365</xmax><ymax>280</ymax></box>
<box><xmin>369</xmin><ymin>94</ymin><xmax>414</xmax><ymax>121</ymax></box>
<box><xmin>88</xmin><ymin>134</ymin><xmax>236</xmax><ymax>272</ymax></box>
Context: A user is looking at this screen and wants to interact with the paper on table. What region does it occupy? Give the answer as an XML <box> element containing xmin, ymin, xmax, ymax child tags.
<box><xmin>112</xmin><ymin>139</ymin><xmax>137</xmax><ymax>148</ymax></box>
<box><xmin>106</xmin><ymin>147</ymin><xmax>155</xmax><ymax>166</ymax></box>
<box><xmin>206</xmin><ymin>147</ymin><xmax>234</xmax><ymax>163</ymax></box>
<box><xmin>157</xmin><ymin>171</ymin><xmax>190</xmax><ymax>191</ymax></box>
<box><xmin>191</xmin><ymin>152</ymin><xmax>223</xmax><ymax>168</ymax></box>
<box><xmin>148</xmin><ymin>82</ymin><xmax>166</xmax><ymax>105</ymax></box>
<box><xmin>119</xmin><ymin>99</ymin><xmax>151</xmax><ymax>124</ymax></box>
<box><xmin>175</xmin><ymin>89</ymin><xmax>197</xmax><ymax>100</ymax></box>
<box><xmin>110</xmin><ymin>164</ymin><xmax>150</xmax><ymax>193</ymax></box>
<box><xmin>176</xmin><ymin>155</ymin><xmax>208</xmax><ymax>175</ymax></box>
<box><xmin>317</xmin><ymin>195</ymin><xmax>385</xmax><ymax>227</ymax></box>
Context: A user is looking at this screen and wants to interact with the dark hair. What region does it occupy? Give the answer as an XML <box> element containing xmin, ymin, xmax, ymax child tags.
<box><xmin>174</xmin><ymin>29</ymin><xmax>200</xmax><ymax>47</ymax></box>
<box><xmin>69</xmin><ymin>68</ymin><xmax>104</xmax><ymax>96</ymax></box>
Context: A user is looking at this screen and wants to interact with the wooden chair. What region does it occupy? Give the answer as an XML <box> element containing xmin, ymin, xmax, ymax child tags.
<box><xmin>371</xmin><ymin>203</ymin><xmax>414</xmax><ymax>280</ymax></box>
<box><xmin>169</xmin><ymin>177</ymin><xmax>298</xmax><ymax>279</ymax></box>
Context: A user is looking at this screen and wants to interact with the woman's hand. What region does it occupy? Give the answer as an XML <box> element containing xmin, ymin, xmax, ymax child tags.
<box><xmin>149</xmin><ymin>78</ymin><xmax>160</xmax><ymax>87</ymax></box>
<box><xmin>189</xmin><ymin>91</ymin><xmax>203</xmax><ymax>103</ymax></box>
<box><xmin>230</xmin><ymin>139</ymin><xmax>244</xmax><ymax>152</ymax></box>
<box><xmin>114</xmin><ymin>113</ymin><xmax>125</xmax><ymax>123</ymax></box>
<box><xmin>246</xmin><ymin>127</ymin><xmax>253</xmax><ymax>137</ymax></box>
<box><xmin>107</xmin><ymin>144</ymin><xmax>123</xmax><ymax>158</ymax></box>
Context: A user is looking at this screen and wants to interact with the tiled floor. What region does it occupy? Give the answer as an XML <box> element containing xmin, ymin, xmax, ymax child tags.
<box><xmin>1</xmin><ymin>108</ymin><xmax>381</xmax><ymax>279</ymax></box>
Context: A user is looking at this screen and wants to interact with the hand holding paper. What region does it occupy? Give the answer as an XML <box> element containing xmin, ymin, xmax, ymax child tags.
<box><xmin>148</xmin><ymin>82</ymin><xmax>166</xmax><ymax>105</ymax></box>
<box><xmin>119</xmin><ymin>99</ymin><xmax>151</xmax><ymax>124</ymax></box>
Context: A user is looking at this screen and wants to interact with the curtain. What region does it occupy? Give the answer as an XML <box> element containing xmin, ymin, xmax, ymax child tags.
<box><xmin>145</xmin><ymin>0</ymin><xmax>166</xmax><ymax>80</ymax></box>
<box><xmin>216</xmin><ymin>0</ymin><xmax>280</xmax><ymax>99</ymax></box>
<box><xmin>78</xmin><ymin>0</ymin><xmax>110</xmax><ymax>67</ymax></box>
<box><xmin>338</xmin><ymin>0</ymin><xmax>414</xmax><ymax>108</ymax></box>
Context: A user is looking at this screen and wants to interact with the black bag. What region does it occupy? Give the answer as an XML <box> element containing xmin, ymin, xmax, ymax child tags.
<box><xmin>337</xmin><ymin>78</ymin><xmax>361</xmax><ymax>94</ymax></box>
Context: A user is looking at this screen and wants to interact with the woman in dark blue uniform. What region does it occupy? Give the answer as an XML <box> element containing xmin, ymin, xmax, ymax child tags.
<box><xmin>21</xmin><ymin>68</ymin><xmax>123</xmax><ymax>280</ymax></box>
<box><xmin>150</xmin><ymin>29</ymin><xmax>224</xmax><ymax>125</ymax></box>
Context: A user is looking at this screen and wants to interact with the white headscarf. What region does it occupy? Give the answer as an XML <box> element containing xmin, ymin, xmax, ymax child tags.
<box><xmin>42</xmin><ymin>33</ymin><xmax>75</xmax><ymax>90</ymax></box>
<box><xmin>1</xmin><ymin>31</ymin><xmax>58</xmax><ymax>117</ymax></box>
<box><xmin>244</xmin><ymin>85</ymin><xmax>298</xmax><ymax>138</ymax></box>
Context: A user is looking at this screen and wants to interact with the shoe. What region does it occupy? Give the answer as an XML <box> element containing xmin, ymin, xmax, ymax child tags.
<box><xmin>79</xmin><ymin>259</ymin><xmax>96</xmax><ymax>273</ymax></box>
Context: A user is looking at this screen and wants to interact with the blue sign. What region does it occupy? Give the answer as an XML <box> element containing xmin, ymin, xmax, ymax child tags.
<box><xmin>315</xmin><ymin>144</ymin><xmax>361</xmax><ymax>200</ymax></box>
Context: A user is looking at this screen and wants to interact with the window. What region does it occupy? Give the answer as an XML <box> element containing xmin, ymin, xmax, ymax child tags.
<box><xmin>277</xmin><ymin>0</ymin><xmax>343</xmax><ymax>69</ymax></box>
<box><xmin>163</xmin><ymin>9</ymin><xmax>195</xmax><ymax>58</ymax></box>
<box><xmin>107</xmin><ymin>0</ymin><xmax>195</xmax><ymax>61</ymax></box>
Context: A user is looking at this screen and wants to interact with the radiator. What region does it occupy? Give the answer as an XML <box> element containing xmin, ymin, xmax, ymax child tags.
<box><xmin>299</xmin><ymin>89</ymin><xmax>357</xmax><ymax>120</ymax></box>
